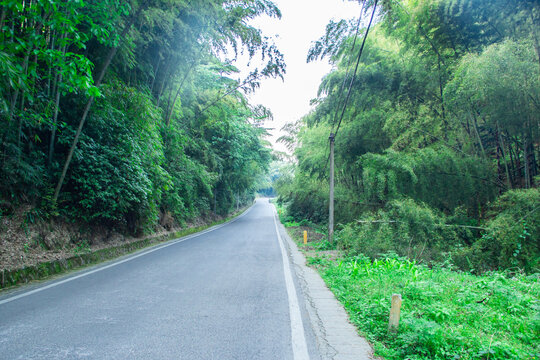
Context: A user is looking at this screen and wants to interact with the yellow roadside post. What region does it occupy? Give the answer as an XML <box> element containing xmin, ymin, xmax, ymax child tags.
<box><xmin>303</xmin><ymin>230</ymin><xmax>307</xmax><ymax>244</ymax></box>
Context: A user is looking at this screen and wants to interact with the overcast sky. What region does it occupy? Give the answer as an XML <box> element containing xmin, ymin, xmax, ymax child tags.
<box><xmin>234</xmin><ymin>0</ymin><xmax>361</xmax><ymax>153</ymax></box>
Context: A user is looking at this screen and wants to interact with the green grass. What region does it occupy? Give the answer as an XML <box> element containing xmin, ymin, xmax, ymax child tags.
<box><xmin>281</xmin><ymin>217</ymin><xmax>540</xmax><ymax>359</ymax></box>
<box><xmin>313</xmin><ymin>254</ymin><xmax>539</xmax><ymax>359</ymax></box>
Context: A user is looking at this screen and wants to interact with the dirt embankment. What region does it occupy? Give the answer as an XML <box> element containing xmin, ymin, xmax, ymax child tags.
<box><xmin>0</xmin><ymin>207</ymin><xmax>225</xmax><ymax>271</ymax></box>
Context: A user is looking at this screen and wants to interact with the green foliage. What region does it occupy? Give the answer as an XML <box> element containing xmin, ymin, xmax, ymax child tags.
<box><xmin>316</xmin><ymin>253</ymin><xmax>540</xmax><ymax>359</ymax></box>
<box><xmin>447</xmin><ymin>40</ymin><xmax>539</xmax><ymax>137</ymax></box>
<box><xmin>312</xmin><ymin>239</ymin><xmax>335</xmax><ymax>251</ymax></box>
<box><xmin>0</xmin><ymin>0</ymin><xmax>277</xmax><ymax>234</ymax></box>
<box><xmin>457</xmin><ymin>189</ymin><xmax>540</xmax><ymax>273</ymax></box>
<box><xmin>0</xmin><ymin>140</ymin><xmax>47</xmax><ymax>202</ymax></box>
<box><xmin>63</xmin><ymin>83</ymin><xmax>166</xmax><ymax>232</ymax></box>
<box><xmin>278</xmin><ymin>174</ymin><xmax>329</xmax><ymax>223</ymax></box>
<box><xmin>445</xmin><ymin>39</ymin><xmax>539</xmax><ymax>189</ymax></box>
<box><xmin>337</xmin><ymin>199</ymin><xmax>468</xmax><ymax>264</ymax></box>
<box><xmin>276</xmin><ymin>0</ymin><xmax>539</xmax><ymax>274</ymax></box>
<box><xmin>359</xmin><ymin>148</ymin><xmax>496</xmax><ymax>215</ymax></box>
<box><xmin>161</xmin><ymin>127</ymin><xmax>215</xmax><ymax>220</ymax></box>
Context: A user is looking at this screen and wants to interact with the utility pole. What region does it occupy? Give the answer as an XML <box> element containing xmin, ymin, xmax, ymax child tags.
<box><xmin>329</xmin><ymin>133</ymin><xmax>335</xmax><ymax>243</ymax></box>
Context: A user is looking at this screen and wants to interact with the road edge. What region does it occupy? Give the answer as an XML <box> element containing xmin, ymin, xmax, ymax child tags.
<box><xmin>272</xmin><ymin>207</ymin><xmax>374</xmax><ymax>360</ymax></box>
<box><xmin>0</xmin><ymin>204</ymin><xmax>254</xmax><ymax>301</ymax></box>
<box><xmin>272</xmin><ymin>206</ymin><xmax>310</xmax><ymax>360</ymax></box>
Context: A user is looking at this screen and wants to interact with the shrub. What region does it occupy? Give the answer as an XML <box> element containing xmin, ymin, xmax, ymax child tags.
<box><xmin>458</xmin><ymin>188</ymin><xmax>540</xmax><ymax>273</ymax></box>
<box><xmin>337</xmin><ymin>198</ymin><xmax>466</xmax><ymax>264</ymax></box>
<box><xmin>280</xmin><ymin>176</ymin><xmax>329</xmax><ymax>223</ymax></box>
<box><xmin>64</xmin><ymin>84</ymin><xmax>167</xmax><ymax>233</ymax></box>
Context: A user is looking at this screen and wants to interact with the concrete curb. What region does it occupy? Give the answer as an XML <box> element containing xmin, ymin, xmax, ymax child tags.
<box><xmin>275</xmin><ymin>216</ymin><xmax>374</xmax><ymax>360</ymax></box>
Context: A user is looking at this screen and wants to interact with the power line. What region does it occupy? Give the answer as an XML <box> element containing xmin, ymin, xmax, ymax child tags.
<box><xmin>323</xmin><ymin>0</ymin><xmax>378</xmax><ymax>174</ymax></box>
<box><xmin>331</xmin><ymin>0</ymin><xmax>367</xmax><ymax>132</ymax></box>
<box><xmin>333</xmin><ymin>0</ymin><xmax>378</xmax><ymax>140</ymax></box>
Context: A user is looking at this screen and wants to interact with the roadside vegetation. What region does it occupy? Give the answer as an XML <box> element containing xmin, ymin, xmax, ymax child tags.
<box><xmin>274</xmin><ymin>0</ymin><xmax>539</xmax><ymax>275</ymax></box>
<box><xmin>273</xmin><ymin>0</ymin><xmax>539</xmax><ymax>358</ymax></box>
<box><xmin>277</xmin><ymin>206</ymin><xmax>539</xmax><ymax>360</ymax></box>
<box><xmin>0</xmin><ymin>0</ymin><xmax>282</xmax><ymax>266</ymax></box>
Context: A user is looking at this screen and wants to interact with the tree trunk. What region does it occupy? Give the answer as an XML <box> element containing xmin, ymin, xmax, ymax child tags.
<box><xmin>471</xmin><ymin>113</ymin><xmax>486</xmax><ymax>158</ymax></box>
<box><xmin>165</xmin><ymin>71</ymin><xmax>175</xmax><ymax>120</ymax></box>
<box><xmin>437</xmin><ymin>56</ymin><xmax>447</xmax><ymax>137</ymax></box>
<box><xmin>527</xmin><ymin>128</ymin><xmax>537</xmax><ymax>181</ymax></box>
<box><xmin>529</xmin><ymin>141</ymin><xmax>538</xmax><ymax>179</ymax></box>
<box><xmin>156</xmin><ymin>55</ymin><xmax>172</xmax><ymax>105</ymax></box>
<box><xmin>165</xmin><ymin>63</ymin><xmax>196</xmax><ymax>127</ymax></box>
<box><xmin>150</xmin><ymin>57</ymin><xmax>161</xmax><ymax>94</ymax></box>
<box><xmin>514</xmin><ymin>138</ymin><xmax>523</xmax><ymax>187</ymax></box>
<box><xmin>46</xmin><ymin>30</ymin><xmax>57</xmax><ymax>98</ymax></box>
<box><xmin>16</xmin><ymin>93</ymin><xmax>25</xmax><ymax>163</ymax></box>
<box><xmin>497</xmin><ymin>124</ymin><xmax>512</xmax><ymax>189</ymax></box>
<box><xmin>0</xmin><ymin>5</ymin><xmax>6</xmax><ymax>34</ymax></box>
<box><xmin>534</xmin><ymin>30</ymin><xmax>540</xmax><ymax>70</ymax></box>
<box><xmin>7</xmin><ymin>12</ymin><xmax>49</xmax><ymax>125</ymax></box>
<box><xmin>523</xmin><ymin>127</ymin><xmax>531</xmax><ymax>189</ymax></box>
<box><xmin>531</xmin><ymin>12</ymin><xmax>540</xmax><ymax>70</ymax></box>
<box><xmin>506</xmin><ymin>133</ymin><xmax>518</xmax><ymax>184</ymax></box>
<box><xmin>10</xmin><ymin>46</ymin><xmax>32</xmax><ymax>132</ymax></box>
<box><xmin>495</xmin><ymin>123</ymin><xmax>512</xmax><ymax>191</ymax></box>
<box><xmin>48</xmin><ymin>30</ymin><xmax>67</xmax><ymax>167</ymax></box>
<box><xmin>48</xmin><ymin>71</ymin><xmax>63</xmax><ymax>168</ymax></box>
<box><xmin>52</xmin><ymin>11</ymin><xmax>141</xmax><ymax>204</ymax></box>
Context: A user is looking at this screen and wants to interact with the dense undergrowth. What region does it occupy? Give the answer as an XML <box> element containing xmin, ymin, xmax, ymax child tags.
<box><xmin>334</xmin><ymin>188</ymin><xmax>540</xmax><ymax>274</ymax></box>
<box><xmin>314</xmin><ymin>254</ymin><xmax>539</xmax><ymax>360</ymax></box>
<box><xmin>277</xmin><ymin>205</ymin><xmax>540</xmax><ymax>360</ymax></box>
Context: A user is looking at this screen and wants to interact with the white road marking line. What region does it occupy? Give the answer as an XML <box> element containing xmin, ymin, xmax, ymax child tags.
<box><xmin>0</xmin><ymin>207</ymin><xmax>253</xmax><ymax>306</ymax></box>
<box><xmin>272</xmin><ymin>207</ymin><xmax>310</xmax><ymax>360</ymax></box>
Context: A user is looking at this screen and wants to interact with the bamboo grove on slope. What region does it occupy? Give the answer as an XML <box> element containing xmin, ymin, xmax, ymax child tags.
<box><xmin>0</xmin><ymin>0</ymin><xmax>284</xmax><ymax>233</ymax></box>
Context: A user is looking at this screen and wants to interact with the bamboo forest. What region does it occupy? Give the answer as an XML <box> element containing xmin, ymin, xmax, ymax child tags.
<box><xmin>276</xmin><ymin>0</ymin><xmax>539</xmax><ymax>273</ymax></box>
<box><xmin>0</xmin><ymin>0</ymin><xmax>539</xmax><ymax>359</ymax></box>
<box><xmin>1</xmin><ymin>0</ymin><xmax>281</xmax><ymax>234</ymax></box>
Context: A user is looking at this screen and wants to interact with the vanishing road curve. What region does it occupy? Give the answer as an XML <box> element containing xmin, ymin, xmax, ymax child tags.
<box><xmin>0</xmin><ymin>199</ymin><xmax>319</xmax><ymax>359</ymax></box>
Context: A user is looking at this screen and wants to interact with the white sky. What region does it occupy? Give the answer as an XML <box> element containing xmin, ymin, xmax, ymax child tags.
<box><xmin>234</xmin><ymin>0</ymin><xmax>361</xmax><ymax>153</ymax></box>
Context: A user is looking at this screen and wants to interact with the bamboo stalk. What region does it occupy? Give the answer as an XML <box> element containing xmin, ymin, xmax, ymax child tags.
<box><xmin>497</xmin><ymin>123</ymin><xmax>512</xmax><ymax>189</ymax></box>
<box><xmin>0</xmin><ymin>5</ymin><xmax>6</xmax><ymax>33</ymax></box>
<box><xmin>53</xmin><ymin>5</ymin><xmax>145</xmax><ymax>204</ymax></box>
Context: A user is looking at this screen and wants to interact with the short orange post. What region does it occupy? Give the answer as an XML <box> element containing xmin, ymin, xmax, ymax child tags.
<box><xmin>303</xmin><ymin>230</ymin><xmax>307</xmax><ymax>244</ymax></box>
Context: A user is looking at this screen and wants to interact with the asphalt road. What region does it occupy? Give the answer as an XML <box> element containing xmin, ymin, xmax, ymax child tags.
<box><xmin>0</xmin><ymin>199</ymin><xmax>319</xmax><ymax>359</ymax></box>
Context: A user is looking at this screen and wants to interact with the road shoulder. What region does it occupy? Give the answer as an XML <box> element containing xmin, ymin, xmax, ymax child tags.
<box><xmin>274</xmin><ymin>212</ymin><xmax>374</xmax><ymax>360</ymax></box>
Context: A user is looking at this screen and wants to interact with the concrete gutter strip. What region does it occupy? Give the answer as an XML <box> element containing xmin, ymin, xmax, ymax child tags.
<box><xmin>276</xmin><ymin>215</ymin><xmax>374</xmax><ymax>360</ymax></box>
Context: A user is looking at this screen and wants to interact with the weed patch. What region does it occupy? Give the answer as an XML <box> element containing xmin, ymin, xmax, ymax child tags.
<box><xmin>285</xmin><ymin>220</ymin><xmax>540</xmax><ymax>359</ymax></box>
